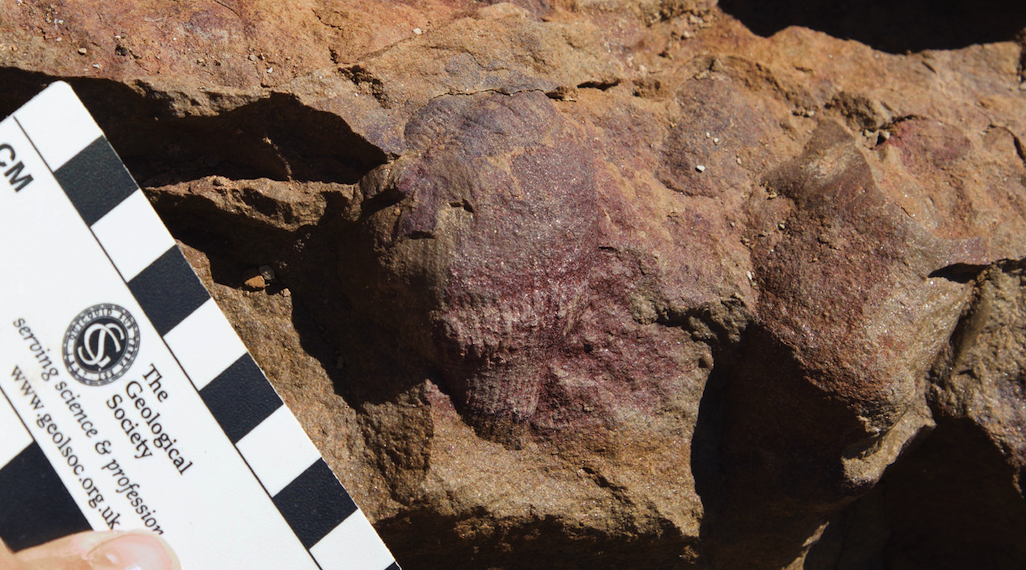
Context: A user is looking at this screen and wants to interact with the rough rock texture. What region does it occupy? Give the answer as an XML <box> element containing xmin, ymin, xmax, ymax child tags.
<box><xmin>3</xmin><ymin>0</ymin><xmax>1026</xmax><ymax>568</ymax></box>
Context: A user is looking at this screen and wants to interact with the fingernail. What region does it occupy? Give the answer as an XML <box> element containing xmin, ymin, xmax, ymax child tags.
<box><xmin>87</xmin><ymin>533</ymin><xmax>177</xmax><ymax>570</ymax></box>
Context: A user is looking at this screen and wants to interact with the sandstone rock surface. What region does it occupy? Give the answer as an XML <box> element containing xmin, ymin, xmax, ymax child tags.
<box><xmin>3</xmin><ymin>1</ymin><xmax>1026</xmax><ymax>568</ymax></box>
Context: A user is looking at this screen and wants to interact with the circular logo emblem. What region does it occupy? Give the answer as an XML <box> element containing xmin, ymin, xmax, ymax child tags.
<box><xmin>63</xmin><ymin>304</ymin><xmax>140</xmax><ymax>386</ymax></box>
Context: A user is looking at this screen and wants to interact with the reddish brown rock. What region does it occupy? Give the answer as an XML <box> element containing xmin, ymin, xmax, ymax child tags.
<box><xmin>3</xmin><ymin>1</ymin><xmax>1026</xmax><ymax>569</ymax></box>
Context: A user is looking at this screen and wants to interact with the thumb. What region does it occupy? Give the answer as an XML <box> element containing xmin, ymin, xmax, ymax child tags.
<box><xmin>12</xmin><ymin>531</ymin><xmax>179</xmax><ymax>570</ymax></box>
<box><xmin>0</xmin><ymin>536</ymin><xmax>17</xmax><ymax>570</ymax></box>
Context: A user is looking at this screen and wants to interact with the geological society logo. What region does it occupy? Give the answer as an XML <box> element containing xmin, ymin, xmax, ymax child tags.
<box><xmin>63</xmin><ymin>304</ymin><xmax>141</xmax><ymax>386</ymax></box>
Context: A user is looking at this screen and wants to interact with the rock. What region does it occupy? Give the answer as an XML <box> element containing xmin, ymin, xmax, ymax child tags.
<box><xmin>879</xmin><ymin>259</ymin><xmax>1026</xmax><ymax>569</ymax></box>
<box><xmin>242</xmin><ymin>270</ymin><xmax>266</xmax><ymax>290</ymax></box>
<box><xmin>3</xmin><ymin>1</ymin><xmax>1026</xmax><ymax>569</ymax></box>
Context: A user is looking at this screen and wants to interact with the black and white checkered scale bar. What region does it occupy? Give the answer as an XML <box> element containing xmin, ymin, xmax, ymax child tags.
<box><xmin>0</xmin><ymin>82</ymin><xmax>399</xmax><ymax>570</ymax></box>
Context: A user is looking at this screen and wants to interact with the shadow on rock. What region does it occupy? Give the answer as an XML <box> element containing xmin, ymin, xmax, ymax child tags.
<box><xmin>719</xmin><ymin>0</ymin><xmax>1026</xmax><ymax>53</ymax></box>
<box><xmin>0</xmin><ymin>67</ymin><xmax>387</xmax><ymax>186</ymax></box>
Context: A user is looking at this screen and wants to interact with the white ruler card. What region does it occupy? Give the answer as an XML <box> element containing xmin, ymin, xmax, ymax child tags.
<box><xmin>0</xmin><ymin>82</ymin><xmax>399</xmax><ymax>570</ymax></box>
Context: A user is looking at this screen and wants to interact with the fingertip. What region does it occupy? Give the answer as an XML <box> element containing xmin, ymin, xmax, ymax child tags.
<box><xmin>86</xmin><ymin>533</ymin><xmax>179</xmax><ymax>570</ymax></box>
<box><xmin>0</xmin><ymin>536</ymin><xmax>16</xmax><ymax>569</ymax></box>
<box><xmin>13</xmin><ymin>530</ymin><xmax>121</xmax><ymax>568</ymax></box>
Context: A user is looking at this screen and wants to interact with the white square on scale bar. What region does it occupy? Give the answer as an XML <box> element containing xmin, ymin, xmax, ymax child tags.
<box><xmin>13</xmin><ymin>82</ymin><xmax>103</xmax><ymax>171</ymax></box>
<box><xmin>0</xmin><ymin>393</ymin><xmax>33</xmax><ymax>469</ymax></box>
<box><xmin>163</xmin><ymin>298</ymin><xmax>247</xmax><ymax>390</ymax></box>
<box><xmin>236</xmin><ymin>406</ymin><xmax>322</xmax><ymax>497</ymax></box>
<box><xmin>311</xmin><ymin>510</ymin><xmax>396</xmax><ymax>570</ymax></box>
<box><xmin>91</xmin><ymin>190</ymin><xmax>176</xmax><ymax>282</ymax></box>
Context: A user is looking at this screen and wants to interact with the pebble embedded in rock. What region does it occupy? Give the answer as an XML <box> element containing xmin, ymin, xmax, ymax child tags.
<box><xmin>242</xmin><ymin>268</ymin><xmax>267</xmax><ymax>290</ymax></box>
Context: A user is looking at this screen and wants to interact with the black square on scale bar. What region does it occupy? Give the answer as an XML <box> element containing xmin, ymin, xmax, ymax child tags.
<box><xmin>0</xmin><ymin>442</ymin><xmax>91</xmax><ymax>552</ymax></box>
<box><xmin>272</xmin><ymin>459</ymin><xmax>357</xmax><ymax>549</ymax></box>
<box><xmin>128</xmin><ymin>247</ymin><xmax>210</xmax><ymax>336</ymax></box>
<box><xmin>200</xmin><ymin>355</ymin><xmax>283</xmax><ymax>444</ymax></box>
<box><xmin>54</xmin><ymin>137</ymin><xmax>138</xmax><ymax>228</ymax></box>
